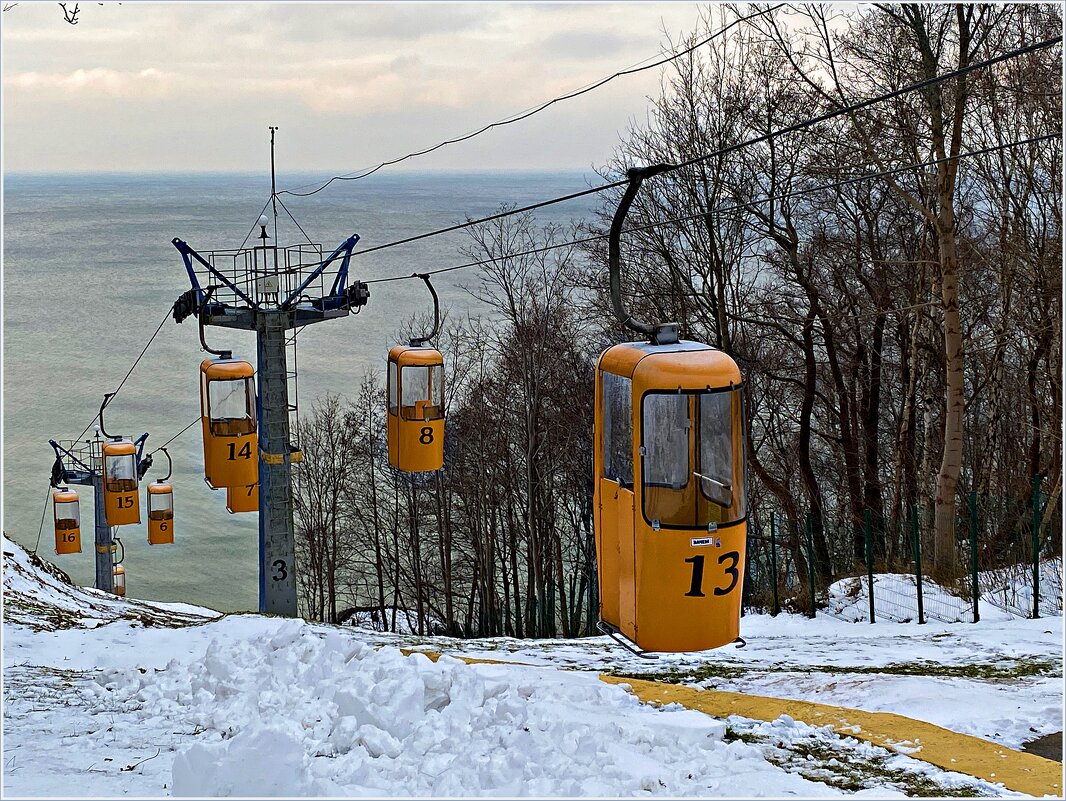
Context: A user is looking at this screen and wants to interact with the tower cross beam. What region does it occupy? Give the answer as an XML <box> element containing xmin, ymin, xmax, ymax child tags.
<box><xmin>172</xmin><ymin>238</ymin><xmax>258</xmax><ymax>309</ymax></box>
<box><xmin>282</xmin><ymin>233</ymin><xmax>360</xmax><ymax>309</ymax></box>
<box><xmin>49</xmin><ymin>439</ymin><xmax>93</xmax><ymax>475</ymax></box>
<box><xmin>172</xmin><ymin>232</ymin><xmax>367</xmax><ymax>618</ymax></box>
<box><xmin>48</xmin><ymin>432</ymin><xmax>148</xmax><ymax>595</ymax></box>
<box><xmin>169</xmin><ymin>128</ymin><xmax>370</xmax><ymax>619</ymax></box>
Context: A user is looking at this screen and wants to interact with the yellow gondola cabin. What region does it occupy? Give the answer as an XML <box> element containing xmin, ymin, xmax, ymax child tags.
<box><xmin>387</xmin><ymin>346</ymin><xmax>445</xmax><ymax>473</ymax></box>
<box><xmin>593</xmin><ymin>162</ymin><xmax>749</xmax><ymax>655</ymax></box>
<box><xmin>147</xmin><ymin>482</ymin><xmax>174</xmax><ymax>544</ymax></box>
<box><xmin>226</xmin><ymin>481</ymin><xmax>258</xmax><ymax>514</ymax></box>
<box><xmin>103</xmin><ymin>439</ymin><xmax>141</xmax><ymax>526</ymax></box>
<box><xmin>53</xmin><ymin>488</ymin><xmax>82</xmax><ymax>555</ymax></box>
<box><xmin>386</xmin><ymin>274</ymin><xmax>445</xmax><ymax>473</ymax></box>
<box><xmin>200</xmin><ymin>357</ymin><xmax>259</xmax><ymax>488</ymax></box>
<box><xmin>594</xmin><ymin>341</ymin><xmax>746</xmax><ymax>653</ymax></box>
<box><xmin>112</xmin><ymin>564</ymin><xmax>126</xmax><ymax>597</ymax></box>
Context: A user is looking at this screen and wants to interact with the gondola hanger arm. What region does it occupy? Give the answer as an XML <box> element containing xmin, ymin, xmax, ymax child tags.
<box><xmin>608</xmin><ymin>164</ymin><xmax>680</xmax><ymax>346</ymax></box>
<box><xmin>156</xmin><ymin>447</ymin><xmax>173</xmax><ymax>483</ymax></box>
<box><xmin>98</xmin><ymin>393</ymin><xmax>117</xmax><ymax>440</ymax></box>
<box><xmin>198</xmin><ymin>286</ymin><xmax>233</xmax><ymax>359</ymax></box>
<box><xmin>408</xmin><ymin>273</ymin><xmax>441</xmax><ymax>347</ymax></box>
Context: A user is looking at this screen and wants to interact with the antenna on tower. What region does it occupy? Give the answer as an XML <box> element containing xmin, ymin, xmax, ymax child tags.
<box><xmin>269</xmin><ymin>125</ymin><xmax>280</xmax><ymax>250</ymax></box>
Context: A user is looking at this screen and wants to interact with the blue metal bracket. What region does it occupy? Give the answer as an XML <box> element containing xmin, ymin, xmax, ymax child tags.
<box><xmin>48</xmin><ymin>439</ymin><xmax>94</xmax><ymax>486</ymax></box>
<box><xmin>49</xmin><ymin>439</ymin><xmax>92</xmax><ymax>474</ymax></box>
<box><xmin>282</xmin><ymin>233</ymin><xmax>360</xmax><ymax>310</ymax></box>
<box><xmin>172</xmin><ymin>238</ymin><xmax>258</xmax><ymax>309</ymax></box>
<box><xmin>329</xmin><ymin>234</ymin><xmax>361</xmax><ymax>298</ymax></box>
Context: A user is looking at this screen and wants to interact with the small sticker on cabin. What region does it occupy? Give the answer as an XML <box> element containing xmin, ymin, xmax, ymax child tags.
<box><xmin>690</xmin><ymin>537</ymin><xmax>721</xmax><ymax>548</ymax></box>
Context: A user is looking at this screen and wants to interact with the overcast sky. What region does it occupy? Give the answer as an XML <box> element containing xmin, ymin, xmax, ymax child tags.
<box><xmin>2</xmin><ymin>2</ymin><xmax>714</xmax><ymax>176</ymax></box>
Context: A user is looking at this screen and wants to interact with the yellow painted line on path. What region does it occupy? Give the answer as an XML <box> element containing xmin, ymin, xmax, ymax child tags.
<box><xmin>401</xmin><ymin>648</ymin><xmax>1061</xmax><ymax>796</ymax></box>
<box><xmin>400</xmin><ymin>648</ymin><xmax>518</xmax><ymax>667</ymax></box>
<box><xmin>600</xmin><ymin>676</ymin><xmax>1063</xmax><ymax>798</ymax></box>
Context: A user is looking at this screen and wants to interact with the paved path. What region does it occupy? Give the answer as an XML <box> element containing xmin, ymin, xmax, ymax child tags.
<box><xmin>601</xmin><ymin>675</ymin><xmax>1063</xmax><ymax>798</ymax></box>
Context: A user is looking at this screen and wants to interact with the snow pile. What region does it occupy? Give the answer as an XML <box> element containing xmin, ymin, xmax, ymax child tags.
<box><xmin>362</xmin><ymin>614</ymin><xmax>1062</xmax><ymax>752</ymax></box>
<box><xmin>88</xmin><ymin>620</ymin><xmax>840</xmax><ymax>797</ymax></box>
<box><xmin>5</xmin><ymin>533</ymin><xmax>1057</xmax><ymax>798</ymax></box>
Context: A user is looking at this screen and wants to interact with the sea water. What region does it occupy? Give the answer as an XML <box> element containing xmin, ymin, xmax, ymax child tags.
<box><xmin>3</xmin><ymin>171</ymin><xmax>601</xmax><ymax>611</ymax></box>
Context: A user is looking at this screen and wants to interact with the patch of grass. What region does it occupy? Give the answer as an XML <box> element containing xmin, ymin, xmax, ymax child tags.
<box><xmin>617</xmin><ymin>663</ymin><xmax>752</xmax><ymax>683</ymax></box>
<box><xmin>725</xmin><ymin>724</ymin><xmax>985</xmax><ymax>797</ymax></box>
<box><xmin>4</xmin><ymin>664</ymin><xmax>95</xmax><ymax>707</ymax></box>
<box><xmin>613</xmin><ymin>657</ymin><xmax>1060</xmax><ymax>685</ymax></box>
<box><xmin>837</xmin><ymin>659</ymin><xmax>1060</xmax><ymax>679</ymax></box>
<box><xmin>4</xmin><ymin>594</ymin><xmax>214</xmax><ymax>634</ymax></box>
<box><xmin>2</xmin><ymin>596</ymin><xmax>85</xmax><ymax>633</ymax></box>
<box><xmin>722</xmin><ymin>727</ymin><xmax>761</xmax><ymax>745</ymax></box>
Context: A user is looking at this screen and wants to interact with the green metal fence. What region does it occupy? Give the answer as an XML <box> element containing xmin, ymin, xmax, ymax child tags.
<box><xmin>743</xmin><ymin>475</ymin><xmax>1063</xmax><ymax>622</ymax></box>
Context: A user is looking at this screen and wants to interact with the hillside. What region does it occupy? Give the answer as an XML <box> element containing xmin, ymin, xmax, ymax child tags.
<box><xmin>2</xmin><ymin>535</ymin><xmax>1060</xmax><ymax>797</ymax></box>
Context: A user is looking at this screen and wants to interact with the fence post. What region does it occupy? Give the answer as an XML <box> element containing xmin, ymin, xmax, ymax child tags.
<box><xmin>769</xmin><ymin>511</ymin><xmax>780</xmax><ymax>617</ymax></box>
<box><xmin>864</xmin><ymin>508</ymin><xmax>876</xmax><ymax>624</ymax></box>
<box><xmin>969</xmin><ymin>491</ymin><xmax>980</xmax><ymax>623</ymax></box>
<box><xmin>911</xmin><ymin>504</ymin><xmax>925</xmax><ymax>624</ymax></box>
<box><xmin>741</xmin><ymin>528</ymin><xmax>752</xmax><ymax>617</ymax></box>
<box><xmin>1032</xmin><ymin>473</ymin><xmax>1042</xmax><ymax>619</ymax></box>
<box><xmin>805</xmin><ymin>513</ymin><xmax>817</xmax><ymax>619</ymax></box>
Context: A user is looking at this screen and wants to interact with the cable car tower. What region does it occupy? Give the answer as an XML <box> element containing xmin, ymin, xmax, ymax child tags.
<box><xmin>48</xmin><ymin>395</ymin><xmax>151</xmax><ymax>593</ymax></box>
<box><xmin>171</xmin><ymin>127</ymin><xmax>369</xmax><ymax>616</ymax></box>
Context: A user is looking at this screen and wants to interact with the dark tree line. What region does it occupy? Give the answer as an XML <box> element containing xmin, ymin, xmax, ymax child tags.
<box><xmin>293</xmin><ymin>223</ymin><xmax>599</xmax><ymax>635</ymax></box>
<box><xmin>293</xmin><ymin>4</ymin><xmax>1061</xmax><ymax>630</ymax></box>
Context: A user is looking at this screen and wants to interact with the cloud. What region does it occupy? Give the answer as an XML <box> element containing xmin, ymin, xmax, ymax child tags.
<box><xmin>4</xmin><ymin>67</ymin><xmax>170</xmax><ymax>98</ymax></box>
<box><xmin>246</xmin><ymin>68</ymin><xmax>472</xmax><ymax>116</ymax></box>
<box><xmin>539</xmin><ymin>29</ymin><xmax>641</xmax><ymax>59</ymax></box>
<box><xmin>1</xmin><ymin>2</ymin><xmax>705</xmax><ymax>172</ymax></box>
<box><xmin>265</xmin><ymin>4</ymin><xmax>492</xmax><ymax>43</ymax></box>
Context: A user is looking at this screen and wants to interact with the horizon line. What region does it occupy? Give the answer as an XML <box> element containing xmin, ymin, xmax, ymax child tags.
<box><xmin>4</xmin><ymin>165</ymin><xmax>601</xmax><ymax>178</ymax></box>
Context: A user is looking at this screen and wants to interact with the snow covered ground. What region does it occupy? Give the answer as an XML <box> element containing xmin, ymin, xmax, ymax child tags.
<box><xmin>367</xmin><ymin>613</ymin><xmax>1062</xmax><ymax>752</ymax></box>
<box><xmin>3</xmin><ymin>534</ymin><xmax>1061</xmax><ymax>797</ymax></box>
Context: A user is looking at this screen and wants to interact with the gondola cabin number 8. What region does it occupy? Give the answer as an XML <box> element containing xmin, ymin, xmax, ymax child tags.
<box><xmin>386</xmin><ymin>345</ymin><xmax>444</xmax><ymax>473</ymax></box>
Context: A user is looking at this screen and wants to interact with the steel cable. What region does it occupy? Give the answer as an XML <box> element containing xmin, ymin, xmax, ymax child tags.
<box><xmin>278</xmin><ymin>5</ymin><xmax>785</xmax><ymax>198</ymax></box>
<box><xmin>343</xmin><ymin>34</ymin><xmax>1062</xmax><ymax>266</ymax></box>
<box><xmin>361</xmin><ymin>132</ymin><xmax>1061</xmax><ymax>285</ymax></box>
<box><xmin>71</xmin><ymin>305</ymin><xmax>175</xmax><ymax>442</ymax></box>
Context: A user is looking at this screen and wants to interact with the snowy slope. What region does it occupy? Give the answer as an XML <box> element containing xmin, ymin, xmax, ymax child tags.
<box><xmin>2</xmin><ymin>534</ymin><xmax>1055</xmax><ymax>797</ymax></box>
<box><xmin>826</xmin><ymin>561</ymin><xmax>1063</xmax><ymax>623</ymax></box>
<box><xmin>3</xmin><ymin>536</ymin><xmax>218</xmax><ymax>632</ymax></box>
<box><xmin>357</xmin><ymin>612</ymin><xmax>1062</xmax><ymax>752</ymax></box>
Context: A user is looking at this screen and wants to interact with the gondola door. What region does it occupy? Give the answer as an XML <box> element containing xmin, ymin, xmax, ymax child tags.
<box><xmin>595</xmin><ymin>362</ymin><xmax>637</xmax><ymax>636</ymax></box>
